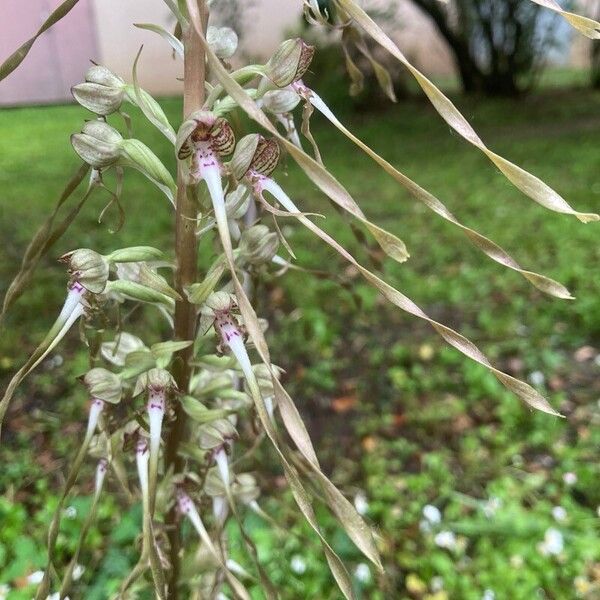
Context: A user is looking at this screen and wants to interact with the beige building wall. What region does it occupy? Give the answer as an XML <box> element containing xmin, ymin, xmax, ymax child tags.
<box><xmin>90</xmin><ymin>0</ymin><xmax>304</xmax><ymax>96</ymax></box>
<box><xmin>90</xmin><ymin>0</ymin><xmax>455</xmax><ymax>96</ymax></box>
<box><xmin>1</xmin><ymin>0</ymin><xmax>591</xmax><ymax>105</ymax></box>
<box><xmin>91</xmin><ymin>0</ymin><xmax>184</xmax><ymax>96</ymax></box>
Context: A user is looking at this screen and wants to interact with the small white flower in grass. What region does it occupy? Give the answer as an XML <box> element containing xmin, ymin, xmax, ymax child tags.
<box><xmin>423</xmin><ymin>504</ymin><xmax>442</xmax><ymax>524</ymax></box>
<box><xmin>431</xmin><ymin>576</ymin><xmax>444</xmax><ymax>592</ymax></box>
<box><xmin>0</xmin><ymin>584</ymin><xmax>9</xmax><ymax>600</ymax></box>
<box><xmin>482</xmin><ymin>589</ymin><xmax>495</xmax><ymax>600</ymax></box>
<box><xmin>483</xmin><ymin>496</ymin><xmax>502</xmax><ymax>518</ymax></box>
<box><xmin>510</xmin><ymin>555</ymin><xmax>524</xmax><ymax>568</ymax></box>
<box><xmin>354</xmin><ymin>563</ymin><xmax>371</xmax><ymax>583</ymax></box>
<box><xmin>290</xmin><ymin>555</ymin><xmax>307</xmax><ymax>575</ymax></box>
<box><xmin>539</xmin><ymin>528</ymin><xmax>564</xmax><ymax>556</ymax></box>
<box><xmin>434</xmin><ymin>531</ymin><xmax>457</xmax><ymax>550</ymax></box>
<box><xmin>528</xmin><ymin>371</ymin><xmax>545</xmax><ymax>386</ymax></box>
<box><xmin>73</xmin><ymin>564</ymin><xmax>85</xmax><ymax>581</ymax></box>
<box><xmin>354</xmin><ymin>491</ymin><xmax>369</xmax><ymax>516</ymax></box>
<box><xmin>64</xmin><ymin>505</ymin><xmax>77</xmax><ymax>519</ymax></box>
<box><xmin>574</xmin><ymin>576</ymin><xmax>592</xmax><ymax>595</ymax></box>
<box><xmin>552</xmin><ymin>506</ymin><xmax>567</xmax><ymax>522</ymax></box>
<box><xmin>27</xmin><ymin>570</ymin><xmax>45</xmax><ymax>585</ymax></box>
<box><xmin>563</xmin><ymin>472</ymin><xmax>577</xmax><ymax>486</ymax></box>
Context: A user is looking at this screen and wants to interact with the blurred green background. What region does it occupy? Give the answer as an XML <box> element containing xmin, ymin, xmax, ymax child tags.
<box><xmin>1</xmin><ymin>54</ymin><xmax>600</xmax><ymax>600</ymax></box>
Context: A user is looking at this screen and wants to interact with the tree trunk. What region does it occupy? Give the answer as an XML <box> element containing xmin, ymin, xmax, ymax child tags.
<box><xmin>410</xmin><ymin>0</ymin><xmax>486</xmax><ymax>93</ymax></box>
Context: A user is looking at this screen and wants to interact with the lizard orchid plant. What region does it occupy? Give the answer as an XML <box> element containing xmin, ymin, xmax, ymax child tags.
<box><xmin>1</xmin><ymin>0</ymin><xmax>599</xmax><ymax>598</ymax></box>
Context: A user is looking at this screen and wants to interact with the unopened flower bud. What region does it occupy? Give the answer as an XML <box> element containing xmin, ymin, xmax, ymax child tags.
<box><xmin>199</xmin><ymin>419</ymin><xmax>236</xmax><ymax>450</ymax></box>
<box><xmin>266</xmin><ymin>38</ymin><xmax>315</xmax><ymax>88</ymax></box>
<box><xmin>101</xmin><ymin>332</ymin><xmax>146</xmax><ymax>367</ymax></box>
<box><xmin>207</xmin><ymin>26</ymin><xmax>239</xmax><ymax>60</ymax></box>
<box><xmin>262</xmin><ymin>89</ymin><xmax>301</xmax><ymax>114</ymax></box>
<box><xmin>205</xmin><ymin>470</ymin><xmax>259</xmax><ymax>504</ymax></box>
<box><xmin>118</xmin><ymin>138</ymin><xmax>176</xmax><ymax>196</ymax></box>
<box><xmin>230</xmin><ymin>134</ymin><xmax>280</xmax><ymax>181</ymax></box>
<box><xmin>71</xmin><ymin>121</ymin><xmax>123</xmax><ymax>168</ymax></box>
<box><xmin>134</xmin><ymin>367</ymin><xmax>176</xmax><ymax>397</ymax></box>
<box><xmin>83</xmin><ymin>367</ymin><xmax>123</xmax><ymax>404</ymax></box>
<box><xmin>60</xmin><ymin>248</ymin><xmax>109</xmax><ymax>293</ymax></box>
<box><xmin>87</xmin><ymin>65</ymin><xmax>125</xmax><ymax>88</ymax></box>
<box><xmin>250</xmin><ymin>363</ymin><xmax>283</xmax><ymax>397</ymax></box>
<box><xmin>235</xmin><ymin>473</ymin><xmax>260</xmax><ymax>504</ymax></box>
<box><xmin>72</xmin><ymin>66</ymin><xmax>125</xmax><ymax>115</ymax></box>
<box><xmin>239</xmin><ymin>225</ymin><xmax>279</xmax><ymax>265</ymax></box>
<box><xmin>205</xmin><ymin>291</ymin><xmax>237</xmax><ymax>314</ymax></box>
<box><xmin>225</xmin><ymin>186</ymin><xmax>251</xmax><ymax>220</ymax></box>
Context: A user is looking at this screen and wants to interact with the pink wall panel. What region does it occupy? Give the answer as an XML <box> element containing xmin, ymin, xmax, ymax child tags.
<box><xmin>0</xmin><ymin>0</ymin><xmax>99</xmax><ymax>105</ymax></box>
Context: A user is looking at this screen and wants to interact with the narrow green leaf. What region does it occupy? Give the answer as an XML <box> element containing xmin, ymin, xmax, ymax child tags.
<box><xmin>135</xmin><ymin>23</ymin><xmax>184</xmax><ymax>57</ymax></box>
<box><xmin>306</xmin><ymin>90</ymin><xmax>573</xmax><ymax>299</ymax></box>
<box><xmin>531</xmin><ymin>0</ymin><xmax>600</xmax><ymax>38</ymax></box>
<box><xmin>128</xmin><ymin>47</ymin><xmax>177</xmax><ymax>144</ymax></box>
<box><xmin>336</xmin><ymin>0</ymin><xmax>599</xmax><ymax>223</ymax></box>
<box><xmin>0</xmin><ymin>0</ymin><xmax>81</xmax><ymax>81</ymax></box>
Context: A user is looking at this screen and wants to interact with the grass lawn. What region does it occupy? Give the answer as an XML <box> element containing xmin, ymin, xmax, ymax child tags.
<box><xmin>0</xmin><ymin>84</ymin><xmax>599</xmax><ymax>599</ymax></box>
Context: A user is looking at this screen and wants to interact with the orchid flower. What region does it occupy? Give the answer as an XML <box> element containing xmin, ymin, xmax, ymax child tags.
<box><xmin>29</xmin><ymin>247</ymin><xmax>110</xmax><ymax>375</ymax></box>
<box><xmin>292</xmin><ymin>79</ymin><xmax>346</xmax><ymax>132</ymax></box>
<box><xmin>202</xmin><ymin>292</ymin><xmax>252</xmax><ymax>380</ymax></box>
<box><xmin>229</xmin><ymin>134</ymin><xmax>303</xmax><ymax>239</ymax></box>
<box><xmin>135</xmin><ymin>436</ymin><xmax>166</xmax><ymax>595</ymax></box>
<box><xmin>176</xmin><ymin>112</ymin><xmax>236</xmax><ymax>255</ymax></box>
<box><xmin>134</xmin><ymin>369</ymin><xmax>176</xmax><ymax>514</ymax></box>
<box><xmin>0</xmin><ymin>252</ymin><xmax>108</xmax><ymax>432</ymax></box>
<box><xmin>198</xmin><ymin>413</ymin><xmax>236</xmax><ymax>497</ymax></box>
